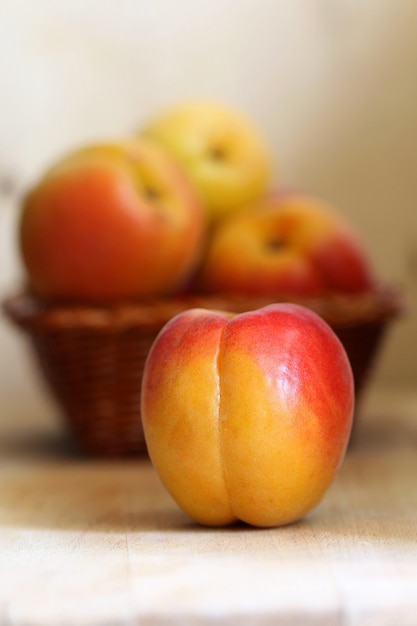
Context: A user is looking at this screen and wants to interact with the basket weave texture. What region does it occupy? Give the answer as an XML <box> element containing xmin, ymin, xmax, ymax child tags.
<box><xmin>3</xmin><ymin>286</ymin><xmax>405</xmax><ymax>456</ymax></box>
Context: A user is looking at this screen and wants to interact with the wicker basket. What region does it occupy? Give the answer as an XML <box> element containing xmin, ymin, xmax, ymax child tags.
<box><xmin>2</xmin><ymin>285</ymin><xmax>405</xmax><ymax>456</ymax></box>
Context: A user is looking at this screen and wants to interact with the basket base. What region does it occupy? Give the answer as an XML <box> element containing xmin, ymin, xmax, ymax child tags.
<box><xmin>30</xmin><ymin>330</ymin><xmax>157</xmax><ymax>457</ymax></box>
<box><xmin>2</xmin><ymin>287</ymin><xmax>405</xmax><ymax>456</ymax></box>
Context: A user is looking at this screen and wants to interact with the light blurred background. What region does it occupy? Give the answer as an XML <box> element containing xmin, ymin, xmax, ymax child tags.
<box><xmin>0</xmin><ymin>0</ymin><xmax>416</xmax><ymax>421</ymax></box>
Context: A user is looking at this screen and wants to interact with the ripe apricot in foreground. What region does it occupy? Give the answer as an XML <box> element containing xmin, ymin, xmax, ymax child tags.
<box><xmin>141</xmin><ymin>303</ymin><xmax>354</xmax><ymax>527</ymax></box>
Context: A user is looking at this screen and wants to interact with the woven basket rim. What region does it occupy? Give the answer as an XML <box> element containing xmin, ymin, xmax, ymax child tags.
<box><xmin>2</xmin><ymin>283</ymin><xmax>406</xmax><ymax>334</ymax></box>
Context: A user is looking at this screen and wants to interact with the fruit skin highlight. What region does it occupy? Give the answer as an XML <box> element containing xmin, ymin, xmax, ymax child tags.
<box><xmin>141</xmin><ymin>303</ymin><xmax>354</xmax><ymax>528</ymax></box>
<box><xmin>142</xmin><ymin>100</ymin><xmax>272</xmax><ymax>224</ymax></box>
<box><xmin>198</xmin><ymin>191</ymin><xmax>376</xmax><ymax>297</ymax></box>
<box><xmin>19</xmin><ymin>139</ymin><xmax>205</xmax><ymax>302</ymax></box>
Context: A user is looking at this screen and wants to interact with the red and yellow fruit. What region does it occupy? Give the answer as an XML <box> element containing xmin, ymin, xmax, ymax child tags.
<box><xmin>19</xmin><ymin>139</ymin><xmax>205</xmax><ymax>301</ymax></box>
<box><xmin>198</xmin><ymin>191</ymin><xmax>375</xmax><ymax>297</ymax></box>
<box><xmin>142</xmin><ymin>303</ymin><xmax>354</xmax><ymax>527</ymax></box>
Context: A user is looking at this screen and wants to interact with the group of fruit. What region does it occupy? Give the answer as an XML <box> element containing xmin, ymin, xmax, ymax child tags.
<box><xmin>18</xmin><ymin>101</ymin><xmax>377</xmax><ymax>528</ymax></box>
<box><xmin>19</xmin><ymin>100</ymin><xmax>375</xmax><ymax>303</ymax></box>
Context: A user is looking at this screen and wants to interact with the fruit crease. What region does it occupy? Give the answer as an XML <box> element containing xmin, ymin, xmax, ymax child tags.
<box><xmin>215</xmin><ymin>319</ymin><xmax>237</xmax><ymax>524</ymax></box>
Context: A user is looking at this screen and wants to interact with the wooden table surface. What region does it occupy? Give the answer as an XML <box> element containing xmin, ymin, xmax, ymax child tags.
<box><xmin>0</xmin><ymin>386</ymin><xmax>416</xmax><ymax>626</ymax></box>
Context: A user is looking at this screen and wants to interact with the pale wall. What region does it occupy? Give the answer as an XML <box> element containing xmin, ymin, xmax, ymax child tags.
<box><xmin>1</xmin><ymin>1</ymin><xmax>416</xmax><ymax>413</ymax></box>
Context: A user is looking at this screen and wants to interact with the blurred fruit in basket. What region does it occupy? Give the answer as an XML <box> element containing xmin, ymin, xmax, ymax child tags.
<box><xmin>142</xmin><ymin>101</ymin><xmax>272</xmax><ymax>225</ymax></box>
<box><xmin>198</xmin><ymin>191</ymin><xmax>376</xmax><ymax>297</ymax></box>
<box><xmin>141</xmin><ymin>302</ymin><xmax>354</xmax><ymax>527</ymax></box>
<box><xmin>19</xmin><ymin>139</ymin><xmax>206</xmax><ymax>301</ymax></box>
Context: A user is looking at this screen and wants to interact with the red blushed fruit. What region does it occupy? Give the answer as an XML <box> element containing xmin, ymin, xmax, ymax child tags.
<box><xmin>141</xmin><ymin>302</ymin><xmax>354</xmax><ymax>528</ymax></box>
<box><xmin>19</xmin><ymin>139</ymin><xmax>205</xmax><ymax>302</ymax></box>
<box><xmin>198</xmin><ymin>192</ymin><xmax>376</xmax><ymax>298</ymax></box>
